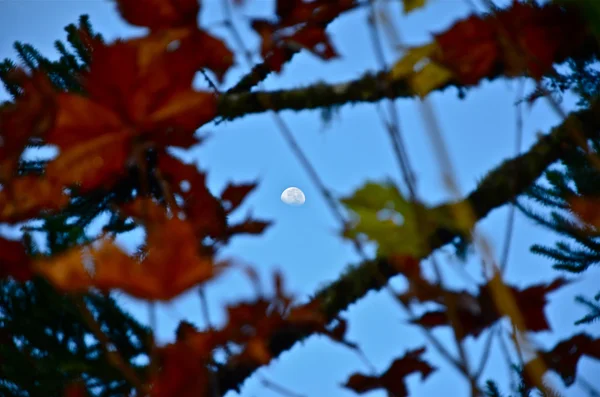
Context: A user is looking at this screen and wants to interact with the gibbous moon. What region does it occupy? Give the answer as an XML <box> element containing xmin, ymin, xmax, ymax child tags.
<box><xmin>281</xmin><ymin>187</ymin><xmax>306</xmax><ymax>206</ymax></box>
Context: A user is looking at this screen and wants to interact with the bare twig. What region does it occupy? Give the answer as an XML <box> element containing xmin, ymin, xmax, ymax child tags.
<box><xmin>474</xmin><ymin>325</ymin><xmax>498</xmax><ymax>381</ymax></box>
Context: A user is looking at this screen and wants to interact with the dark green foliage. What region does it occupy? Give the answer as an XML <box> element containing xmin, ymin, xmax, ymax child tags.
<box><xmin>516</xmin><ymin>55</ymin><xmax>600</xmax><ymax>326</ymax></box>
<box><xmin>0</xmin><ymin>279</ymin><xmax>151</xmax><ymax>397</ymax></box>
<box><xmin>0</xmin><ymin>15</ymin><xmax>150</xmax><ymax>396</ymax></box>
<box><xmin>484</xmin><ymin>366</ymin><xmax>564</xmax><ymax>397</ymax></box>
<box><xmin>574</xmin><ymin>294</ymin><xmax>600</xmax><ymax>325</ymax></box>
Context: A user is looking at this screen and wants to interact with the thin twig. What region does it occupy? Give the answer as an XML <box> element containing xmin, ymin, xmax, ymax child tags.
<box><xmin>497</xmin><ymin>324</ymin><xmax>518</xmax><ymax>391</ymax></box>
<box><xmin>474</xmin><ymin>324</ymin><xmax>498</xmax><ymax>381</ymax></box>
<box><xmin>260</xmin><ymin>375</ymin><xmax>308</xmax><ymax>397</ymax></box>
<box><xmin>499</xmin><ymin>79</ymin><xmax>525</xmax><ymax>274</ymax></box>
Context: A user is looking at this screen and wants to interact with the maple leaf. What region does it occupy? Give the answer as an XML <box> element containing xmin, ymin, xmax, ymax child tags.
<box><xmin>402</xmin><ymin>0</ymin><xmax>427</xmax><ymax>14</ymax></box>
<box><xmin>341</xmin><ymin>181</ymin><xmax>470</xmax><ymax>257</ymax></box>
<box><xmin>432</xmin><ymin>3</ymin><xmax>588</xmax><ymax>84</ymax></box>
<box><xmin>46</xmin><ymin>130</ymin><xmax>132</xmax><ymax>194</ymax></box>
<box><xmin>220</xmin><ymin>182</ymin><xmax>257</xmax><ymax>213</ymax></box>
<box><xmin>43</xmin><ymin>94</ymin><xmax>133</xmax><ymax>192</ymax></box>
<box><xmin>0</xmin><ymin>176</ymin><xmax>69</xmax><ymax>224</ymax></box>
<box><xmin>129</xmin><ymin>28</ymin><xmax>234</xmax><ymax>83</ymax></box>
<box><xmin>157</xmin><ymin>153</ymin><xmax>229</xmax><ymax>240</ymax></box>
<box><xmin>41</xmin><ymin>37</ymin><xmax>221</xmax><ymax>192</ymax></box>
<box><xmin>36</xmin><ymin>199</ymin><xmax>226</xmax><ymax>300</ymax></box>
<box><xmin>569</xmin><ymin>196</ymin><xmax>600</xmax><ymax>229</ymax></box>
<box><xmin>341</xmin><ymin>181</ymin><xmax>425</xmax><ymax>257</ymax></box>
<box><xmin>0</xmin><ymin>69</ymin><xmax>57</xmax><ymax>179</ymax></box>
<box><xmin>251</xmin><ymin>0</ymin><xmax>354</xmax><ymax>72</ymax></box>
<box><xmin>0</xmin><ymin>237</ymin><xmax>33</xmax><ymax>281</ymax></box>
<box><xmin>391</xmin><ymin>43</ymin><xmax>454</xmax><ymax>97</ymax></box>
<box><xmin>151</xmin><ymin>342</ymin><xmax>210</xmax><ymax>397</ymax></box>
<box><xmin>219</xmin><ymin>273</ymin><xmax>349</xmax><ymax>366</ymax></box>
<box><xmin>432</xmin><ymin>14</ymin><xmax>498</xmax><ymax>85</ymax></box>
<box><xmin>525</xmin><ymin>333</ymin><xmax>600</xmax><ymax>387</ymax></box>
<box><xmin>45</xmin><ymin>94</ymin><xmax>124</xmax><ymax>150</ymax></box>
<box><xmin>226</xmin><ymin>218</ymin><xmax>272</xmax><ymax>239</ymax></box>
<box><xmin>411</xmin><ymin>276</ymin><xmax>569</xmax><ymax>339</ymax></box>
<box><xmin>82</xmin><ymin>39</ymin><xmax>217</xmax><ymax>132</ymax></box>
<box><xmin>116</xmin><ymin>0</ymin><xmax>200</xmax><ymax>31</ymax></box>
<box><xmin>343</xmin><ymin>347</ymin><xmax>436</xmax><ymax>396</ymax></box>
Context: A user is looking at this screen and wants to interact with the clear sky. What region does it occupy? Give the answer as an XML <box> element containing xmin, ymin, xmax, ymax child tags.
<box><xmin>1</xmin><ymin>1</ymin><xmax>599</xmax><ymax>396</ymax></box>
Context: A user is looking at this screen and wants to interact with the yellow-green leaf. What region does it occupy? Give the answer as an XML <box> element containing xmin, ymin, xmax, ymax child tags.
<box><xmin>390</xmin><ymin>42</ymin><xmax>454</xmax><ymax>98</ymax></box>
<box><xmin>390</xmin><ymin>43</ymin><xmax>437</xmax><ymax>80</ymax></box>
<box><xmin>410</xmin><ymin>62</ymin><xmax>454</xmax><ymax>98</ymax></box>
<box><xmin>341</xmin><ymin>182</ymin><xmax>475</xmax><ymax>258</ymax></box>
<box><xmin>403</xmin><ymin>0</ymin><xmax>427</xmax><ymax>14</ymax></box>
<box><xmin>340</xmin><ymin>181</ymin><xmax>430</xmax><ymax>257</ymax></box>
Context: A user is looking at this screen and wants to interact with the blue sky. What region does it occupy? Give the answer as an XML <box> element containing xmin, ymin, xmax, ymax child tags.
<box><xmin>1</xmin><ymin>0</ymin><xmax>600</xmax><ymax>396</ymax></box>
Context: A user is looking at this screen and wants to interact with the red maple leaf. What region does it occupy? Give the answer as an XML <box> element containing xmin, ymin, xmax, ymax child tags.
<box><xmin>411</xmin><ymin>277</ymin><xmax>568</xmax><ymax>339</ymax></box>
<box><xmin>220</xmin><ymin>182</ymin><xmax>257</xmax><ymax>213</ymax></box>
<box><xmin>0</xmin><ymin>237</ymin><xmax>33</xmax><ymax>282</ymax></box>
<box><xmin>251</xmin><ymin>0</ymin><xmax>355</xmax><ymax>72</ymax></box>
<box><xmin>433</xmin><ymin>2</ymin><xmax>588</xmax><ymax>84</ymax></box>
<box><xmin>116</xmin><ymin>0</ymin><xmax>200</xmax><ymax>31</ymax></box>
<box><xmin>525</xmin><ymin>333</ymin><xmax>600</xmax><ymax>387</ymax></box>
<box><xmin>343</xmin><ymin>347</ymin><xmax>436</xmax><ymax>397</ymax></box>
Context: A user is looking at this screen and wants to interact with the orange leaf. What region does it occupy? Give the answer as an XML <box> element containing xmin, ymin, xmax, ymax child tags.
<box><xmin>569</xmin><ymin>196</ymin><xmax>600</xmax><ymax>228</ymax></box>
<box><xmin>0</xmin><ymin>70</ymin><xmax>56</xmax><ymax>178</ymax></box>
<box><xmin>45</xmin><ymin>94</ymin><xmax>124</xmax><ymax>150</ymax></box>
<box><xmin>45</xmin><ymin>129</ymin><xmax>132</xmax><ymax>193</ymax></box>
<box><xmin>36</xmin><ymin>200</ymin><xmax>225</xmax><ymax>300</ymax></box>
<box><xmin>83</xmin><ymin>39</ymin><xmax>216</xmax><ymax>130</ymax></box>
<box><xmin>0</xmin><ymin>176</ymin><xmax>69</xmax><ymax>223</ymax></box>
<box><xmin>0</xmin><ymin>237</ymin><xmax>33</xmax><ymax>281</ymax></box>
<box><xmin>246</xmin><ymin>338</ymin><xmax>271</xmax><ymax>365</ymax></box>
<box><xmin>148</xmin><ymin>89</ymin><xmax>216</xmax><ymax>133</ymax></box>
<box><xmin>343</xmin><ymin>347</ymin><xmax>435</xmax><ymax>397</ymax></box>
<box><xmin>116</xmin><ymin>0</ymin><xmax>200</xmax><ymax>30</ymax></box>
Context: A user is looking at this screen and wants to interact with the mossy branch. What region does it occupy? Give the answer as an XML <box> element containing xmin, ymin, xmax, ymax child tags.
<box><xmin>215</xmin><ymin>102</ymin><xmax>600</xmax><ymax>395</ymax></box>
<box><xmin>217</xmin><ymin>71</ymin><xmax>459</xmax><ymax>122</ymax></box>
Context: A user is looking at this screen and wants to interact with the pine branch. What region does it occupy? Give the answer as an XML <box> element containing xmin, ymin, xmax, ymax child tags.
<box><xmin>215</xmin><ymin>101</ymin><xmax>600</xmax><ymax>395</ymax></box>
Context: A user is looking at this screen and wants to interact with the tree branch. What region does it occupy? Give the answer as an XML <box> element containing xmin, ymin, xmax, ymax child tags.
<box><xmin>215</xmin><ymin>101</ymin><xmax>600</xmax><ymax>395</ymax></box>
<box><xmin>217</xmin><ymin>71</ymin><xmax>460</xmax><ymax>122</ymax></box>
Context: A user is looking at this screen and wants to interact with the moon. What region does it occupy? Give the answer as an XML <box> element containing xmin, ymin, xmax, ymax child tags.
<box><xmin>281</xmin><ymin>187</ymin><xmax>306</xmax><ymax>206</ymax></box>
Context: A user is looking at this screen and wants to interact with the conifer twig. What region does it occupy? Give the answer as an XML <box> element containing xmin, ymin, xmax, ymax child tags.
<box><xmin>73</xmin><ymin>297</ymin><xmax>148</xmax><ymax>395</ymax></box>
